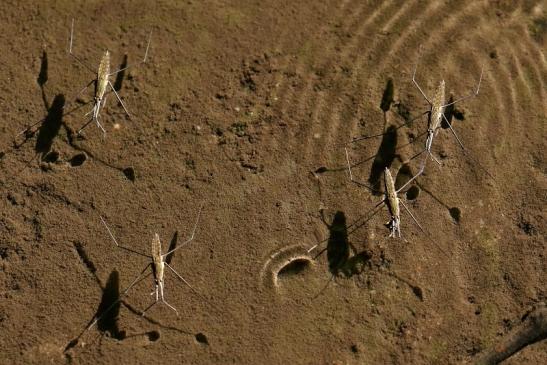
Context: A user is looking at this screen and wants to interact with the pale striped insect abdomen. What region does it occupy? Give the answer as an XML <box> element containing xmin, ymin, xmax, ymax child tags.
<box><xmin>430</xmin><ymin>80</ymin><xmax>445</xmax><ymax>130</ymax></box>
<box><xmin>96</xmin><ymin>50</ymin><xmax>110</xmax><ymax>100</ymax></box>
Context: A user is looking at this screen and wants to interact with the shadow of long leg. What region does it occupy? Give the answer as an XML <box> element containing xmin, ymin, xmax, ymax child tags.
<box><xmin>64</xmin><ymin>264</ymin><xmax>152</xmax><ymax>353</ymax></box>
<box><xmin>87</xmin><ymin>264</ymin><xmax>151</xmax><ymax>331</ymax></box>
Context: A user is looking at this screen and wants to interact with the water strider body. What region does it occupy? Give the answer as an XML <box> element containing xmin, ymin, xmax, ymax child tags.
<box><xmin>79</xmin><ymin>50</ymin><xmax>113</xmax><ymax>134</ymax></box>
<box><xmin>424</xmin><ymin>80</ymin><xmax>446</xmax><ymax>154</ymax></box>
<box><xmin>146</xmin><ymin>233</ymin><xmax>180</xmax><ymax>315</ymax></box>
<box><xmin>408</xmin><ymin>56</ymin><xmax>485</xmax><ymax>180</ymax></box>
<box><xmin>76</xmin><ymin>205</ymin><xmax>204</xmax><ymax>341</ymax></box>
<box><xmin>344</xmin><ymin>146</ymin><xmax>424</xmax><ymax>238</ymax></box>
<box><xmin>92</xmin><ymin>51</ymin><xmax>111</xmax><ymax>122</ymax></box>
<box><xmin>383</xmin><ymin>167</ymin><xmax>401</xmax><ymax>238</ymax></box>
<box><xmin>68</xmin><ymin>19</ymin><xmax>151</xmax><ymax>135</ymax></box>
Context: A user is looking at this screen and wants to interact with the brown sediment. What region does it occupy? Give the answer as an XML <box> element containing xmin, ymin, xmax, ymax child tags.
<box><xmin>0</xmin><ymin>1</ymin><xmax>545</xmax><ymax>364</ymax></box>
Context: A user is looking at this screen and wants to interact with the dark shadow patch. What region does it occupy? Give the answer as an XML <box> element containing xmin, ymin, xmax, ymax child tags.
<box><xmin>342</xmin><ymin>250</ymin><xmax>372</xmax><ymax>277</ymax></box>
<box><xmin>441</xmin><ymin>95</ymin><xmax>455</xmax><ymax>129</ymax></box>
<box><xmin>64</xmin><ymin>338</ymin><xmax>79</xmax><ymax>353</ymax></box>
<box><xmin>314</xmin><ymin>166</ymin><xmax>328</xmax><ymax>174</ymax></box>
<box><xmin>312</xmin><ymin>210</ymin><xmax>376</xmax><ymax>299</ymax></box>
<box><xmin>449</xmin><ymin>207</ymin><xmax>461</xmax><ymax>223</ymax></box>
<box><xmin>43</xmin><ymin>150</ymin><xmax>59</xmax><ymax>163</ymax></box>
<box><xmin>395</xmin><ymin>163</ymin><xmax>413</xmax><ymax>191</ymax></box>
<box><xmin>380</xmin><ymin>78</ymin><xmax>394</xmax><ymax>112</ymax></box>
<box><xmin>113</xmin><ymin>55</ymin><xmax>128</xmax><ymax>92</ymax></box>
<box><xmin>326</xmin><ymin>211</ymin><xmax>350</xmax><ymax>275</ymax></box>
<box><xmin>165</xmin><ymin>231</ymin><xmax>178</xmax><ymax>265</ymax></box>
<box><xmin>368</xmin><ymin>125</ymin><xmax>398</xmax><ymax>195</ymax></box>
<box><xmin>453</xmin><ymin>108</ymin><xmax>465</xmax><ymax>121</ymax></box>
<box><xmin>517</xmin><ymin>214</ymin><xmax>537</xmax><ymax>236</ymax></box>
<box><xmin>240</xmin><ymin>60</ymin><xmax>257</xmax><ymax>92</ymax></box>
<box><xmin>37</xmin><ymin>50</ymin><xmax>48</xmax><ymax>87</ymax></box>
<box><xmin>96</xmin><ymin>270</ymin><xmax>125</xmax><ymax>340</ymax></box>
<box><xmin>394</xmin><ymin>102</ymin><xmax>413</xmax><ymax>124</ymax></box>
<box><xmin>442</xmin><ymin>96</ymin><xmax>465</xmax><ymax>129</ymax></box>
<box><xmin>123</xmin><ymin>167</ymin><xmax>136</xmax><ymax>181</ymax></box>
<box><xmin>278</xmin><ymin>259</ymin><xmax>311</xmax><ymax>277</ymax></box>
<box><xmin>315</xmin><ymin>209</ymin><xmax>378</xmax><ymax>277</ymax></box>
<box><xmin>146</xmin><ymin>330</ymin><xmax>160</xmax><ymax>342</ymax></box>
<box><xmin>38</xmin><ymin>50</ymin><xmax>50</xmax><ymax>109</ymax></box>
<box><xmin>35</xmin><ymin>94</ymin><xmax>65</xmax><ymax>158</ymax></box>
<box><xmin>411</xmin><ymin>286</ymin><xmax>424</xmax><ymax>301</ymax></box>
<box><xmin>406</xmin><ymin>185</ymin><xmax>420</xmax><ymax>201</ymax></box>
<box><xmin>69</xmin><ymin>153</ymin><xmax>87</xmax><ymax>167</ymax></box>
<box><xmin>195</xmin><ymin>332</ymin><xmax>209</xmax><ymax>345</ymax></box>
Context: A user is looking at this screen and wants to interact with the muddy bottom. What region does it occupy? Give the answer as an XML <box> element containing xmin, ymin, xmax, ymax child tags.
<box><xmin>0</xmin><ymin>1</ymin><xmax>545</xmax><ymax>364</ymax></box>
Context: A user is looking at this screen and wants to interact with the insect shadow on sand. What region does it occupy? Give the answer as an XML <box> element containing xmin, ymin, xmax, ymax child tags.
<box><xmin>395</xmin><ymin>163</ymin><xmax>421</xmax><ymax>201</ymax></box>
<box><xmin>440</xmin><ymin>95</ymin><xmax>465</xmax><ymax>130</ymax></box>
<box><xmin>15</xmin><ymin>93</ymin><xmax>67</xmax><ymax>168</ymax></box>
<box><xmin>113</xmin><ymin>55</ymin><xmax>128</xmax><ymax>93</ymax></box>
<box><xmin>313</xmin><ymin>77</ymin><xmax>423</xmax><ymax>177</ymax></box>
<box><xmin>368</xmin><ymin>125</ymin><xmax>399</xmax><ymax>194</ymax></box>
<box><xmin>312</xmin><ymin>211</ymin><xmax>372</xmax><ymax>298</ymax></box>
<box><xmin>316</xmin><ymin>126</ymin><xmax>406</xmax><ymax>192</ymax></box>
<box><xmin>312</xmin><ymin>211</ymin><xmax>350</xmax><ymax>274</ymax></box>
<box><xmin>37</xmin><ymin>49</ymin><xmax>48</xmax><ymax>97</ymax></box>
<box><xmin>369</xmin><ymin>78</ymin><xmax>407</xmax><ymax>193</ymax></box>
<box><xmin>165</xmin><ymin>231</ymin><xmax>178</xmax><ymax>265</ymax></box>
<box><xmin>91</xmin><ymin>271</ymin><xmax>162</xmax><ymax>343</ymax></box>
<box><xmin>34</xmin><ymin>94</ymin><xmax>65</xmax><ymax>160</ymax></box>
<box><xmin>380</xmin><ymin>78</ymin><xmax>394</xmax><ymax>128</ymax></box>
<box><xmin>15</xmin><ymin>50</ymin><xmax>70</xmax><ymax>162</ymax></box>
<box><xmin>308</xmin><ymin>173</ymin><xmax>427</xmax><ymax>299</ymax></box>
<box><xmin>16</xmin><ymin>50</ymin><xmax>61</xmax><ymax>152</ymax></box>
<box><xmin>13</xmin><ymin>49</ymin><xmax>136</xmax><ymax>175</ymax></box>
<box><xmin>95</xmin><ymin>270</ymin><xmax>125</xmax><ymax>340</ymax></box>
<box><xmin>64</xmin><ymin>270</ymin><xmax>125</xmax><ymax>353</ymax></box>
<box><xmin>65</xmin><ymin>232</ymin><xmax>191</xmax><ymax>353</ymax></box>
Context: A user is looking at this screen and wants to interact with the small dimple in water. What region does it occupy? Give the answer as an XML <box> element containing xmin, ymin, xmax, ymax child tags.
<box><xmin>406</xmin><ymin>186</ymin><xmax>420</xmax><ymax>200</ymax></box>
<box><xmin>449</xmin><ymin>207</ymin><xmax>461</xmax><ymax>223</ymax></box>
<box><xmin>70</xmin><ymin>153</ymin><xmax>87</xmax><ymax>167</ymax></box>
<box><xmin>278</xmin><ymin>259</ymin><xmax>311</xmax><ymax>277</ymax></box>
<box><xmin>260</xmin><ymin>245</ymin><xmax>313</xmax><ymax>290</ymax></box>
<box><xmin>195</xmin><ymin>332</ymin><xmax>208</xmax><ymax>345</ymax></box>
<box><xmin>147</xmin><ymin>330</ymin><xmax>160</xmax><ymax>342</ymax></box>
